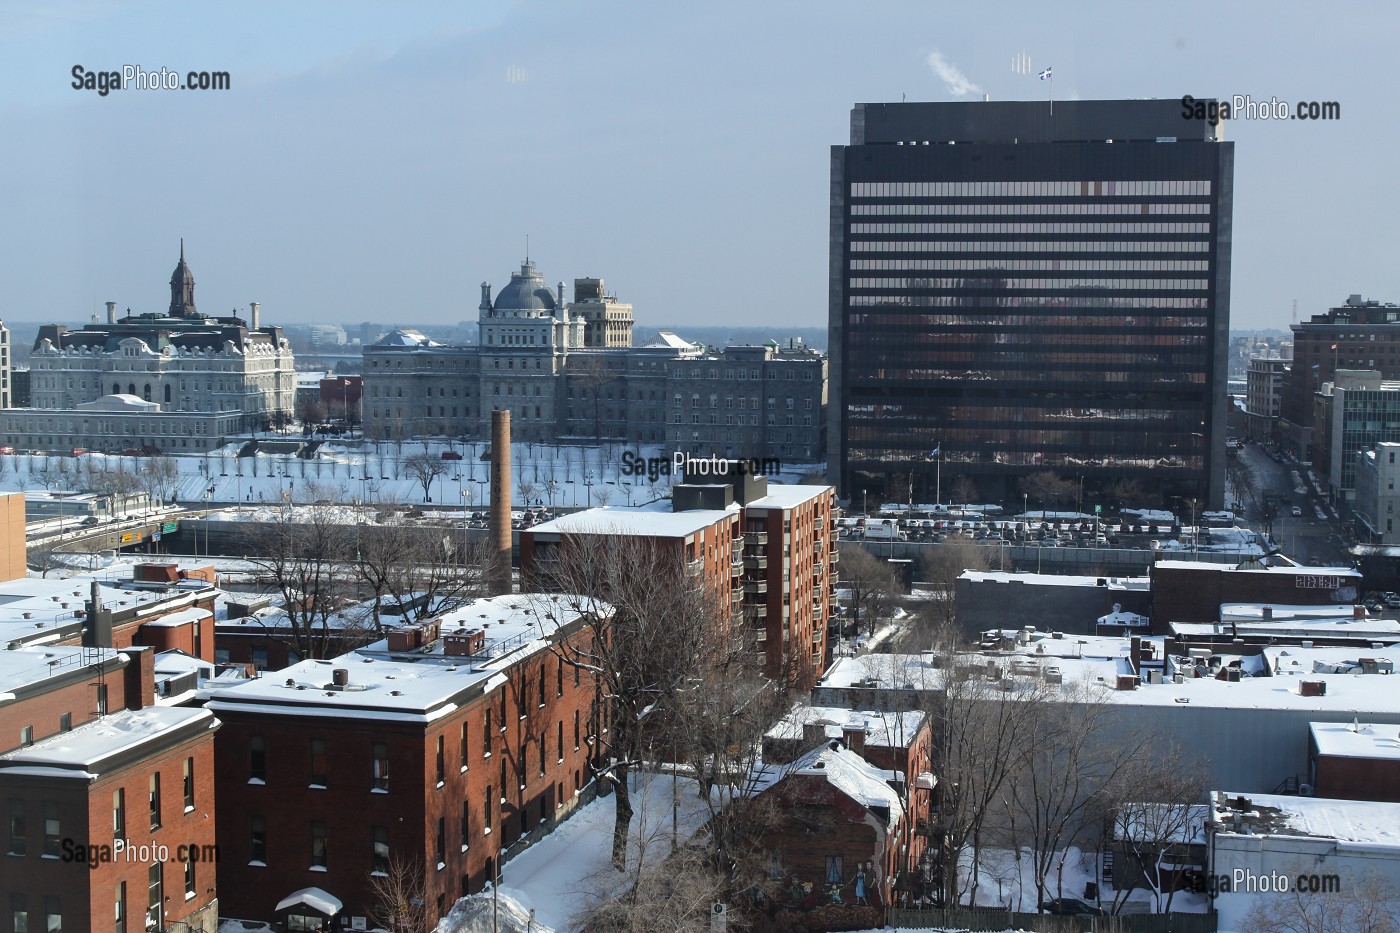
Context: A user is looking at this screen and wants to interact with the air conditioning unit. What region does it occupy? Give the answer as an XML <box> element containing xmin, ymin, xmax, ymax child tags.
<box><xmin>1299</xmin><ymin>784</ymin><xmax>1316</xmax><ymax>797</ymax></box>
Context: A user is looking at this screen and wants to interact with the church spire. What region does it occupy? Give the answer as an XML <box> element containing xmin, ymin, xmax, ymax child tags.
<box><xmin>169</xmin><ymin>241</ymin><xmax>197</xmax><ymax>317</ymax></box>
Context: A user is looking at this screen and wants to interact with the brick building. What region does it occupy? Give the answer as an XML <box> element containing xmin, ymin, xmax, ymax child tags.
<box><xmin>522</xmin><ymin>470</ymin><xmax>838</xmax><ymax>687</ymax></box>
<box><xmin>1283</xmin><ymin>295</ymin><xmax>1400</xmax><ymax>459</ymax></box>
<box><xmin>0</xmin><ymin>563</ymin><xmax>218</xmax><ymax>660</ymax></box>
<box><xmin>749</xmin><ymin>741</ymin><xmax>912</xmax><ymax>915</ymax></box>
<box><xmin>1309</xmin><ymin>720</ymin><xmax>1400</xmax><ymax>802</ymax></box>
<box><xmin>1149</xmin><ymin>559</ymin><xmax>1362</xmax><ymax>629</ymax></box>
<box><xmin>762</xmin><ymin>704</ymin><xmax>935</xmax><ymax>896</ymax></box>
<box><xmin>0</xmin><ymin>643</ymin><xmax>221</xmax><ymax>932</ymax></box>
<box><xmin>206</xmin><ymin>593</ymin><xmax>608</xmax><ymax>930</ymax></box>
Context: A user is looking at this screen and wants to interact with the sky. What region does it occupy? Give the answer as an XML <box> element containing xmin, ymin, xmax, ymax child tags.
<box><xmin>0</xmin><ymin>0</ymin><xmax>1394</xmax><ymax>332</ymax></box>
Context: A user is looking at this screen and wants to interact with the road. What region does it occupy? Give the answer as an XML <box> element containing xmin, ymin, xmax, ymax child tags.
<box><xmin>1229</xmin><ymin>444</ymin><xmax>1352</xmax><ymax>568</ymax></box>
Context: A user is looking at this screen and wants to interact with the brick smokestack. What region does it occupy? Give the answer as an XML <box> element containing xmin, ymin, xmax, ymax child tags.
<box><xmin>249</xmin><ymin>301</ymin><xmax>261</xmax><ymax>330</ymax></box>
<box><xmin>490</xmin><ymin>409</ymin><xmax>513</xmax><ymax>595</ymax></box>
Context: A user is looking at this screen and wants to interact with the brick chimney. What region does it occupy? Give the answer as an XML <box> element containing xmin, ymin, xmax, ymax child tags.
<box><xmin>842</xmin><ymin>721</ymin><xmax>867</xmax><ymax>757</ymax></box>
<box><xmin>490</xmin><ymin>409</ymin><xmax>513</xmax><ymax>595</ymax></box>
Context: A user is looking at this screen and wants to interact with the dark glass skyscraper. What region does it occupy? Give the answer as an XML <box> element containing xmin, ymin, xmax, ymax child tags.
<box><xmin>828</xmin><ymin>99</ymin><xmax>1233</xmax><ymax>510</ymax></box>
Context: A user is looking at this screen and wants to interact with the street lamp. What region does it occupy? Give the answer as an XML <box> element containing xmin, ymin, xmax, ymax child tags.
<box><xmin>460</xmin><ymin>489</ymin><xmax>470</xmax><ymax>564</ymax></box>
<box><xmin>203</xmin><ymin>486</ymin><xmax>214</xmax><ymax>558</ymax></box>
<box><xmin>584</xmin><ymin>470</ymin><xmax>595</xmax><ymax>507</ymax></box>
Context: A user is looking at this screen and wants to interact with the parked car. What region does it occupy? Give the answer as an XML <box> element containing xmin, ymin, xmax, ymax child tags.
<box><xmin>1043</xmin><ymin>898</ymin><xmax>1106</xmax><ymax>916</ymax></box>
<box><xmin>1291</xmin><ymin>505</ymin><xmax>1303</xmax><ymax>516</ymax></box>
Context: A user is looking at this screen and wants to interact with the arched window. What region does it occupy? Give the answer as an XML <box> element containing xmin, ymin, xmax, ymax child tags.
<box><xmin>113</xmin><ymin>383</ymin><xmax>121</xmax><ymax>395</ymax></box>
<box><xmin>143</xmin><ymin>384</ymin><xmax>152</xmax><ymax>402</ymax></box>
<box><xmin>128</xmin><ymin>383</ymin><xmax>136</xmax><ymax>396</ymax></box>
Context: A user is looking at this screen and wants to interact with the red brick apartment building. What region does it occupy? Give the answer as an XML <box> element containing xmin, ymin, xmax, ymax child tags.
<box><xmin>0</xmin><ymin>643</ymin><xmax>220</xmax><ymax>932</ymax></box>
<box><xmin>521</xmin><ymin>468</ymin><xmax>838</xmax><ymax>686</ymax></box>
<box><xmin>206</xmin><ymin>593</ymin><xmax>607</xmax><ymax>930</ymax></box>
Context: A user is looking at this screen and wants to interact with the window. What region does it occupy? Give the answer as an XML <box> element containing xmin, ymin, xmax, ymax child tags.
<box><xmin>539</xmin><ymin>666</ymin><xmax>546</xmax><ymax>708</ymax></box>
<box><xmin>148</xmin><ymin>774</ymin><xmax>161</xmax><ymax>830</ymax></box>
<box><xmin>250</xmin><ymin>816</ymin><xmax>266</xmax><ymax>864</ymax></box>
<box><xmin>436</xmin><ymin>817</ymin><xmax>445</xmax><ymax>867</ymax></box>
<box><xmin>484</xmin><ymin>786</ymin><xmax>493</xmax><ymax>832</ymax></box>
<box><xmin>146</xmin><ymin>865</ymin><xmax>162</xmax><ymax>932</ymax></box>
<box><xmin>114</xmin><ymin>883</ymin><xmax>126</xmax><ymax>933</ymax></box>
<box><xmin>436</xmin><ymin>736</ymin><xmax>445</xmax><ymax>785</ymax></box>
<box><xmin>249</xmin><ymin>736</ymin><xmax>266</xmax><ymax>782</ymax></box>
<box><xmin>20</xmin><ymin>725</ymin><xmax>32</xmax><ymax>747</ymax></box>
<box><xmin>182</xmin><ymin>757</ymin><xmax>195</xmax><ymax>810</ymax></box>
<box><xmin>557</xmin><ymin>721</ymin><xmax>564</xmax><ymax>762</ymax></box>
<box><xmin>460</xmin><ymin>801</ymin><xmax>470</xmax><ymax>848</ymax></box>
<box><xmin>8</xmin><ymin>799</ymin><xmax>25</xmax><ymax>855</ymax></box>
<box><xmin>556</xmin><ymin>660</ymin><xmax>563</xmax><ymax>697</ymax></box>
<box><xmin>574</xmin><ymin>710</ymin><xmax>580</xmax><ymax>750</ymax></box>
<box><xmin>372</xmin><ymin>825</ymin><xmax>389</xmax><ymax>874</ymax></box>
<box><xmin>372</xmin><ymin>742</ymin><xmax>390</xmax><ymax>790</ymax></box>
<box><xmin>59</xmin><ymin>713</ymin><xmax>71</xmax><ymax>733</ymax></box>
<box><xmin>310</xmin><ymin>821</ymin><xmax>327</xmax><ymax>868</ymax></box>
<box><xmin>309</xmin><ymin>738</ymin><xmax>327</xmax><ymax>787</ymax></box>
<box><xmin>42</xmin><ymin>897</ymin><xmax>59</xmax><ymax>933</ymax></box>
<box><xmin>483</xmin><ymin>710</ymin><xmax>492</xmax><ymax>755</ymax></box>
<box><xmin>184</xmin><ymin>849</ymin><xmax>196</xmax><ymax>897</ymax></box>
<box><xmin>43</xmin><ymin>801</ymin><xmax>60</xmax><ymax>857</ymax></box>
<box><xmin>539</xmin><ymin>735</ymin><xmax>547</xmax><ymax>776</ymax></box>
<box><xmin>826</xmin><ymin>855</ymin><xmax>844</xmax><ymax>884</ymax></box>
<box><xmin>112</xmin><ymin>789</ymin><xmax>125</xmax><ymax>838</ymax></box>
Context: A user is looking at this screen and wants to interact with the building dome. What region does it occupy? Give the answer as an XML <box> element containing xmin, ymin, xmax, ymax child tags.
<box><xmin>492</xmin><ymin>260</ymin><xmax>558</xmax><ymax>313</ymax></box>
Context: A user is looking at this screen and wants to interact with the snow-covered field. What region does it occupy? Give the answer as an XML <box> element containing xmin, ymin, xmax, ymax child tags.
<box><xmin>438</xmin><ymin>771</ymin><xmax>717</xmax><ymax>933</ymax></box>
<box><xmin>0</xmin><ymin>441</ymin><xmax>822</xmax><ymax>509</ymax></box>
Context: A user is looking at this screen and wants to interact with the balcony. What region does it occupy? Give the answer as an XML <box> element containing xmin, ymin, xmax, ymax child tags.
<box><xmin>745</xmin><ymin>603</ymin><xmax>768</xmax><ymax>620</ymax></box>
<box><xmin>814</xmin><ymin>604</ymin><xmax>824</xmax><ymax>620</ymax></box>
<box><xmin>745</xmin><ymin>531</ymin><xmax>768</xmax><ymax>546</ymax></box>
<box><xmin>685</xmin><ymin>559</ymin><xmax>703</xmax><ymax>577</ymax></box>
<box><xmin>743</xmin><ymin>555</ymin><xmax>767</xmax><ymax>571</ymax></box>
<box><xmin>743</xmin><ymin>580</ymin><xmax>768</xmax><ymax>596</ymax></box>
<box><xmin>731</xmin><ymin>586</ymin><xmax>744</xmax><ymax>603</ymax></box>
<box><xmin>828</xmin><ymin>548</ymin><xmax>839</xmax><ymax>563</ymax></box>
<box><xmin>731</xmin><ymin>559</ymin><xmax>743</xmax><ymax>576</ymax></box>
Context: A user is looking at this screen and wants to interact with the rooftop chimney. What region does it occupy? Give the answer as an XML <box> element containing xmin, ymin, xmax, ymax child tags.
<box><xmin>106</xmin><ymin>301</ymin><xmax>117</xmax><ymax>324</ymax></box>
<box><xmin>490</xmin><ymin>409</ymin><xmax>513</xmax><ymax>595</ymax></box>
<box><xmin>249</xmin><ymin>301</ymin><xmax>260</xmax><ymax>329</ymax></box>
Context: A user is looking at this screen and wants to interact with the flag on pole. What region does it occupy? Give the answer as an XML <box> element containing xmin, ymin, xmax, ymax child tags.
<box><xmin>1331</xmin><ymin>343</ymin><xmax>1339</xmax><ymax>350</ymax></box>
<box><xmin>1039</xmin><ymin>67</ymin><xmax>1053</xmax><ymax>80</ymax></box>
<box><xmin>927</xmin><ymin>446</ymin><xmax>941</xmax><ymax>459</ymax></box>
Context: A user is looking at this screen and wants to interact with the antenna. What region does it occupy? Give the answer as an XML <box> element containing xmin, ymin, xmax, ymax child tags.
<box><xmin>525</xmin><ymin>234</ymin><xmax>529</xmax><ymax>263</ymax></box>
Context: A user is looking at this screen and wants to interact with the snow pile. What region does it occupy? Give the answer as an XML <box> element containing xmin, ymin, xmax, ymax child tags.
<box><xmin>437</xmin><ymin>885</ymin><xmax>552</xmax><ymax>933</ymax></box>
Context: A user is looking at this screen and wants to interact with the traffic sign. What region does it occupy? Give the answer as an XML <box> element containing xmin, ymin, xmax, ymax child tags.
<box><xmin>1094</xmin><ymin>505</ymin><xmax>1102</xmax><ymax>514</ymax></box>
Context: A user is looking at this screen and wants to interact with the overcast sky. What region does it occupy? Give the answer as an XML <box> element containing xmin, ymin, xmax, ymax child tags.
<box><xmin>1</xmin><ymin>0</ymin><xmax>1393</xmax><ymax>331</ymax></box>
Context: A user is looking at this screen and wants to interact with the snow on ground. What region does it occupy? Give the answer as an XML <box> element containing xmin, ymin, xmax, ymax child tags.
<box><xmin>0</xmin><ymin>442</ymin><xmax>822</xmax><ymax>509</ymax></box>
<box><xmin>956</xmin><ymin>846</ymin><xmax>1208</xmax><ymax>915</ymax></box>
<box><xmin>437</xmin><ymin>885</ymin><xmax>552</xmax><ymax>933</ymax></box>
<box><xmin>487</xmin><ymin>770</ymin><xmax>717</xmax><ymax>933</ymax></box>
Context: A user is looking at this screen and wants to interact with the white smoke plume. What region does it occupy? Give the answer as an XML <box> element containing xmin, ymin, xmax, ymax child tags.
<box><xmin>927</xmin><ymin>49</ymin><xmax>981</xmax><ymax>97</ymax></box>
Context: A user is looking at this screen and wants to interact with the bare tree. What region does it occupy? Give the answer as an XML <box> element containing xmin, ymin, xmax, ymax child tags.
<box><xmin>140</xmin><ymin>455</ymin><xmax>181</xmax><ymax>505</ymax></box>
<box><xmin>245</xmin><ymin>500</ymin><xmax>358</xmax><ymax>660</ymax></box>
<box><xmin>1020</xmin><ymin>471</ymin><xmax>1076</xmax><ymax>514</ymax></box>
<box><xmin>367</xmin><ymin>854</ymin><xmax>430</xmax><ymax>933</ymax></box>
<box><xmin>839</xmin><ymin>546</ymin><xmax>899</xmax><ymax>637</ymax></box>
<box><xmin>950</xmin><ymin>476</ymin><xmax>979</xmax><ymax>508</ymax></box>
<box><xmin>1006</xmin><ymin>678</ymin><xmax>1163</xmax><ymax>911</ymax></box>
<box><xmin>27</xmin><ymin>541</ymin><xmax>68</xmax><ymax>578</ymax></box>
<box><xmin>903</xmin><ymin>538</ymin><xmax>990</xmax><ymax>643</ymax></box>
<box><xmin>352</xmin><ymin>503</ymin><xmax>492</xmax><ymax>629</ymax></box>
<box><xmin>1109</xmin><ymin>760</ymin><xmax>1208</xmax><ymax>914</ymax></box>
<box><xmin>403</xmin><ymin>452</ymin><xmax>446</xmax><ymax>503</ymax></box>
<box><xmin>1243</xmin><ymin>871</ymin><xmax>1400</xmax><ymax>933</ymax></box>
<box><xmin>527</xmin><ymin>533</ymin><xmax>733</xmax><ymax>871</ymax></box>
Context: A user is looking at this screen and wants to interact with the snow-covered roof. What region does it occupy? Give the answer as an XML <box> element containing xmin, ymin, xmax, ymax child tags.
<box><xmin>1155</xmin><ymin>560</ymin><xmax>1361</xmax><ymax>579</ymax></box>
<box><xmin>0</xmin><ymin>706</ymin><xmax>215</xmax><ymax>777</ymax></box>
<box><xmin>274</xmin><ymin>887</ymin><xmax>343</xmax><ymax>916</ymax></box>
<box><xmin>766</xmin><ymin>706</ymin><xmax>926</xmax><ymax>749</ymax></box>
<box><xmin>753</xmin><ymin>741</ymin><xmax>905</xmax><ymax>825</ymax></box>
<box><xmin>0</xmin><ymin>570</ymin><xmax>214</xmax><ymax>646</ymax></box>
<box><xmin>528</xmin><ymin>499</ymin><xmax>739</xmax><ymax>538</ymax></box>
<box><xmin>742</xmin><ymin>484</ymin><xmax>832</xmax><ymax>511</ymax></box>
<box><xmin>1310</xmin><ymin>720</ymin><xmax>1400</xmax><ymax>760</ymax></box>
<box><xmin>140</xmin><ymin>606</ymin><xmax>211</xmax><ymax>628</ymax></box>
<box><xmin>0</xmin><ymin>644</ymin><xmax>126</xmax><ymax>695</ymax></box>
<box><xmin>1220</xmin><ymin>604</ymin><xmax>1370</xmax><ymax>623</ymax></box>
<box><xmin>640</xmin><ymin>330</ymin><xmax>696</xmax><ymax>351</ymax></box>
<box><xmin>960</xmin><ymin>570</ymin><xmax>1150</xmax><ymax>590</ymax></box>
<box><xmin>208</xmin><ymin>593</ymin><xmax>607</xmax><ymax>723</ymax></box>
<box><xmin>1171</xmin><ymin>615</ymin><xmax>1400</xmax><ymax>640</ymax></box>
<box><xmin>1212</xmin><ymin>791</ymin><xmax>1400</xmax><ymax>847</ymax></box>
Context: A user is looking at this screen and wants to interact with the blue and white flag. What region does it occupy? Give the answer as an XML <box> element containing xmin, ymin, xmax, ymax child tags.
<box><xmin>928</xmin><ymin>446</ymin><xmax>941</xmax><ymax>458</ymax></box>
<box><xmin>1039</xmin><ymin>67</ymin><xmax>1053</xmax><ymax>80</ymax></box>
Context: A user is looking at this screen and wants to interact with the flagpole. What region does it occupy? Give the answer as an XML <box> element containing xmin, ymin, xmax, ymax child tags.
<box><xmin>936</xmin><ymin>448</ymin><xmax>942</xmax><ymax>509</ymax></box>
<box><xmin>1050</xmin><ymin>73</ymin><xmax>1054</xmax><ymax>116</ymax></box>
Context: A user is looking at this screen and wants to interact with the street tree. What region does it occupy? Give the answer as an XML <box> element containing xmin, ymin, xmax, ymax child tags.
<box><xmin>403</xmin><ymin>452</ymin><xmax>447</xmax><ymax>502</ymax></box>
<box><xmin>839</xmin><ymin>545</ymin><xmax>900</xmax><ymax>637</ymax></box>
<box><xmin>1020</xmin><ymin>471</ymin><xmax>1075</xmax><ymax>514</ymax></box>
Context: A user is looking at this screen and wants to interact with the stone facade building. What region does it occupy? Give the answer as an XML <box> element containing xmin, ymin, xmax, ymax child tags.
<box><xmin>362</xmin><ymin>260</ymin><xmax>826</xmax><ymax>463</ymax></box>
<box><xmin>0</xmin><ymin>394</ymin><xmax>245</xmax><ymax>454</ymax></box>
<box><xmin>28</xmin><ymin>246</ymin><xmax>296</xmax><ymax>433</ymax></box>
